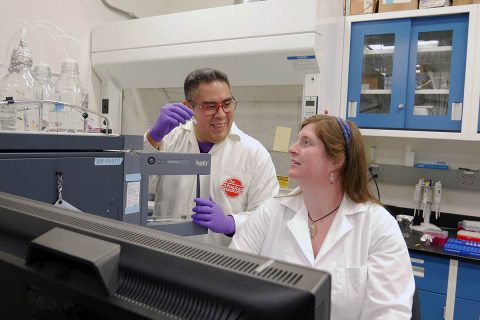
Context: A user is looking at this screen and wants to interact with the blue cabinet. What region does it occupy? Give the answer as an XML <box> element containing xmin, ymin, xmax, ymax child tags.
<box><xmin>454</xmin><ymin>298</ymin><xmax>480</xmax><ymax>320</ymax></box>
<box><xmin>455</xmin><ymin>261</ymin><xmax>480</xmax><ymax>319</ymax></box>
<box><xmin>410</xmin><ymin>252</ymin><xmax>450</xmax><ymax>319</ymax></box>
<box><xmin>409</xmin><ymin>251</ymin><xmax>480</xmax><ymax>319</ymax></box>
<box><xmin>419</xmin><ymin>290</ymin><xmax>447</xmax><ymax>320</ymax></box>
<box><xmin>347</xmin><ymin>14</ymin><xmax>468</xmax><ymax>132</ymax></box>
<box><xmin>456</xmin><ymin>261</ymin><xmax>480</xmax><ymax>302</ymax></box>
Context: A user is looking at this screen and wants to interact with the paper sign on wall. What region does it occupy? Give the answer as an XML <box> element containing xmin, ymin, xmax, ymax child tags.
<box><xmin>272</xmin><ymin>126</ymin><xmax>291</xmax><ymax>153</ymax></box>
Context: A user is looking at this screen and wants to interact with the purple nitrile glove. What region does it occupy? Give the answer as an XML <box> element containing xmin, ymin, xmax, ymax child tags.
<box><xmin>149</xmin><ymin>103</ymin><xmax>194</xmax><ymax>142</ymax></box>
<box><xmin>192</xmin><ymin>197</ymin><xmax>235</xmax><ymax>235</ymax></box>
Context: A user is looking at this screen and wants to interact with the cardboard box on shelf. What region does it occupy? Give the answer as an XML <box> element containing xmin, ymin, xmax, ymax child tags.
<box><xmin>350</xmin><ymin>0</ymin><xmax>378</xmax><ymax>15</ymax></box>
<box><xmin>453</xmin><ymin>0</ymin><xmax>480</xmax><ymax>5</ymax></box>
<box><xmin>362</xmin><ymin>73</ymin><xmax>385</xmax><ymax>90</ymax></box>
<box><xmin>420</xmin><ymin>0</ymin><xmax>451</xmax><ymax>8</ymax></box>
<box><xmin>378</xmin><ymin>0</ymin><xmax>418</xmax><ymax>12</ymax></box>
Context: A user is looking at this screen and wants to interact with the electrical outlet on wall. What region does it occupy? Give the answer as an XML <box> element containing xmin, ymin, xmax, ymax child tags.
<box><xmin>368</xmin><ymin>164</ymin><xmax>381</xmax><ymax>180</ymax></box>
<box><xmin>457</xmin><ymin>170</ymin><xmax>479</xmax><ymax>191</ymax></box>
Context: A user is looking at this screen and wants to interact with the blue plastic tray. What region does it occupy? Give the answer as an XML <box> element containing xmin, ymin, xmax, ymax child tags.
<box><xmin>443</xmin><ymin>238</ymin><xmax>480</xmax><ymax>258</ymax></box>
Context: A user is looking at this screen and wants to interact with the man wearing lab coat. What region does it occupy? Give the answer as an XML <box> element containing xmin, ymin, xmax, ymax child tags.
<box><xmin>144</xmin><ymin>68</ymin><xmax>279</xmax><ymax>246</ymax></box>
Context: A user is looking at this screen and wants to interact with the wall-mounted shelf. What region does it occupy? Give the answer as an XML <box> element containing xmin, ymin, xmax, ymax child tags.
<box><xmin>370</xmin><ymin>164</ymin><xmax>480</xmax><ymax>191</ymax></box>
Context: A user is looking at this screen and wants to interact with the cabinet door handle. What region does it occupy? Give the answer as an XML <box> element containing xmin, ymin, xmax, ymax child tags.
<box><xmin>410</xmin><ymin>258</ymin><xmax>424</xmax><ymax>264</ymax></box>
<box><xmin>412</xmin><ymin>265</ymin><xmax>424</xmax><ymax>278</ymax></box>
<box><xmin>451</xmin><ymin>102</ymin><xmax>462</xmax><ymax>121</ymax></box>
<box><xmin>347</xmin><ymin>101</ymin><xmax>357</xmax><ymax>118</ymax></box>
<box><xmin>398</xmin><ymin>103</ymin><xmax>405</xmax><ymax>110</ymax></box>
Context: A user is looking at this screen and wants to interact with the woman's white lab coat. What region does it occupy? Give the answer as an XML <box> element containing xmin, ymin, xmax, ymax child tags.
<box><xmin>230</xmin><ymin>190</ymin><xmax>415</xmax><ymax>320</ymax></box>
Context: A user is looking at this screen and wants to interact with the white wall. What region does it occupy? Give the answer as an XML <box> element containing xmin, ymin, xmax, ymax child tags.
<box><xmin>366</xmin><ymin>136</ymin><xmax>480</xmax><ymax>217</ymax></box>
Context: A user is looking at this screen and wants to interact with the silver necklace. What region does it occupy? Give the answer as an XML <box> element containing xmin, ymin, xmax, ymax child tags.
<box><xmin>308</xmin><ymin>204</ymin><xmax>340</xmax><ymax>239</ymax></box>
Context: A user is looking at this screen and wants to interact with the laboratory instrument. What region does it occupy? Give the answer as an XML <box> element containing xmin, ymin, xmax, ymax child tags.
<box><xmin>0</xmin><ymin>191</ymin><xmax>331</xmax><ymax>320</ymax></box>
<box><xmin>0</xmin><ymin>131</ymin><xmax>209</xmax><ymax>236</ymax></box>
<box><xmin>140</xmin><ymin>152</ymin><xmax>210</xmax><ymax>236</ymax></box>
<box><xmin>0</xmin><ymin>132</ymin><xmax>143</xmax><ymax>223</ymax></box>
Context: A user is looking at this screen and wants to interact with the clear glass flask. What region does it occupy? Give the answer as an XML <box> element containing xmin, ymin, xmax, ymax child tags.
<box><xmin>0</xmin><ymin>37</ymin><xmax>38</xmax><ymax>132</ymax></box>
<box><xmin>32</xmin><ymin>63</ymin><xmax>55</xmax><ymax>131</ymax></box>
<box><xmin>53</xmin><ymin>59</ymin><xmax>86</xmax><ymax>132</ymax></box>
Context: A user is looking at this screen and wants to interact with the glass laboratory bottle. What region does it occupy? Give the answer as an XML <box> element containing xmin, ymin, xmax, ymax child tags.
<box><xmin>32</xmin><ymin>63</ymin><xmax>54</xmax><ymax>131</ymax></box>
<box><xmin>0</xmin><ymin>37</ymin><xmax>38</xmax><ymax>132</ymax></box>
<box><xmin>53</xmin><ymin>59</ymin><xmax>86</xmax><ymax>132</ymax></box>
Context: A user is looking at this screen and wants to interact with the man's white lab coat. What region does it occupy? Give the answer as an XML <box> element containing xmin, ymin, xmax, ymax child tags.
<box><xmin>230</xmin><ymin>190</ymin><xmax>415</xmax><ymax>319</ymax></box>
<box><xmin>144</xmin><ymin>121</ymin><xmax>279</xmax><ymax>246</ymax></box>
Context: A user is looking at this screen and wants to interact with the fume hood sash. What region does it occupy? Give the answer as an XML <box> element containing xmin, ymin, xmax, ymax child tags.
<box><xmin>91</xmin><ymin>0</ymin><xmax>321</xmax><ymax>88</ymax></box>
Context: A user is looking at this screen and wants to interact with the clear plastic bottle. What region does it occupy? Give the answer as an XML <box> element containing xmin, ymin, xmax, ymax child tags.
<box><xmin>53</xmin><ymin>59</ymin><xmax>86</xmax><ymax>132</ymax></box>
<box><xmin>32</xmin><ymin>63</ymin><xmax>55</xmax><ymax>131</ymax></box>
<box><xmin>0</xmin><ymin>37</ymin><xmax>38</xmax><ymax>131</ymax></box>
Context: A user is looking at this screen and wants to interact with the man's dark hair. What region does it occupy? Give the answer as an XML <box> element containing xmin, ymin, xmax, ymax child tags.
<box><xmin>184</xmin><ymin>68</ymin><xmax>230</xmax><ymax>102</ymax></box>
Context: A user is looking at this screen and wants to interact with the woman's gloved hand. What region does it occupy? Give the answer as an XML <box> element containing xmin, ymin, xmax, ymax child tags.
<box><xmin>149</xmin><ymin>103</ymin><xmax>194</xmax><ymax>142</ymax></box>
<box><xmin>192</xmin><ymin>197</ymin><xmax>235</xmax><ymax>235</ymax></box>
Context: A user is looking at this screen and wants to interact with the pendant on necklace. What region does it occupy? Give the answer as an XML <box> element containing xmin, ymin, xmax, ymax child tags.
<box><xmin>309</xmin><ymin>222</ymin><xmax>317</xmax><ymax>239</ymax></box>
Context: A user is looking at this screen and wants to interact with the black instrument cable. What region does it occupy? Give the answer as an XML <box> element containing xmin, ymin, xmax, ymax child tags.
<box><xmin>368</xmin><ymin>166</ymin><xmax>381</xmax><ymax>202</ymax></box>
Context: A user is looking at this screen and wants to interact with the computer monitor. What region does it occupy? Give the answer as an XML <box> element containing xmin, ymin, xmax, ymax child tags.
<box><xmin>0</xmin><ymin>191</ymin><xmax>331</xmax><ymax>320</ymax></box>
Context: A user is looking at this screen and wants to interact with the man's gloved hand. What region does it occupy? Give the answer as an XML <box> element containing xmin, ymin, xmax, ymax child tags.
<box><xmin>149</xmin><ymin>103</ymin><xmax>194</xmax><ymax>142</ymax></box>
<box><xmin>192</xmin><ymin>197</ymin><xmax>235</xmax><ymax>235</ymax></box>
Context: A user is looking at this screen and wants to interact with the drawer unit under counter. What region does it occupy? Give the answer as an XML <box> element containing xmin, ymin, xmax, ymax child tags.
<box><xmin>410</xmin><ymin>251</ymin><xmax>450</xmax><ymax>294</ymax></box>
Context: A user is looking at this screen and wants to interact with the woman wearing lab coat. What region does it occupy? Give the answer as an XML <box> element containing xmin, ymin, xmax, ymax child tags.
<box><xmin>230</xmin><ymin>115</ymin><xmax>414</xmax><ymax>320</ymax></box>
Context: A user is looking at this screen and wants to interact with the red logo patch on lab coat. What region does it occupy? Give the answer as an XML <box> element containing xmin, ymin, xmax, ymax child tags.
<box><xmin>221</xmin><ymin>178</ymin><xmax>244</xmax><ymax>198</ymax></box>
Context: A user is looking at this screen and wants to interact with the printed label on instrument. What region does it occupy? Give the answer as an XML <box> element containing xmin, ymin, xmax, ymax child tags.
<box><xmin>125</xmin><ymin>181</ymin><xmax>140</xmax><ymax>214</ymax></box>
<box><xmin>94</xmin><ymin>158</ymin><xmax>123</xmax><ymax>166</ymax></box>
